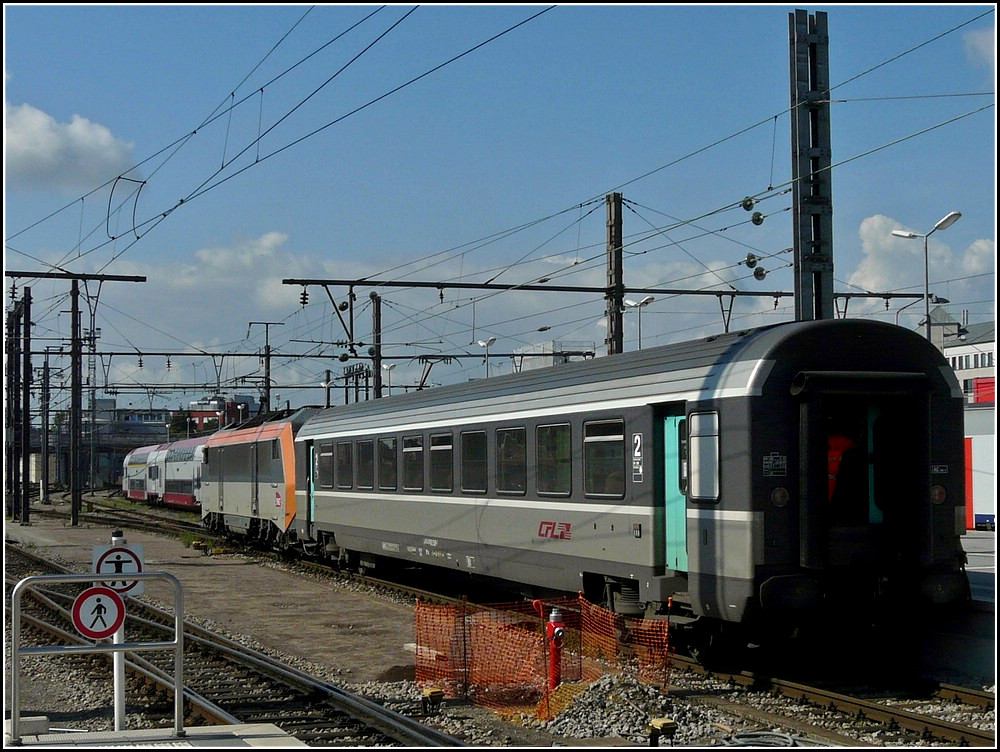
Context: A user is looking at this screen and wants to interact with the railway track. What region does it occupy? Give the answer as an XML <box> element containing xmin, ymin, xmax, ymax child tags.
<box><xmin>11</xmin><ymin>499</ymin><xmax>994</xmax><ymax>747</ymax></box>
<box><xmin>31</xmin><ymin>492</ymin><xmax>210</xmax><ymax>541</ymax></box>
<box><xmin>29</xmin><ymin>494</ymin><xmax>469</xmax><ymax>607</ymax></box>
<box><xmin>666</xmin><ymin>653</ymin><xmax>995</xmax><ymax>747</ymax></box>
<box><xmin>6</xmin><ymin>544</ymin><xmax>465</xmax><ymax>747</ymax></box>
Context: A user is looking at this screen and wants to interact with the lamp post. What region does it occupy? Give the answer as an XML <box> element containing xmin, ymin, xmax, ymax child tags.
<box><xmin>895</xmin><ymin>294</ymin><xmax>949</xmax><ymax>327</ymax></box>
<box><xmin>943</xmin><ymin>324</ymin><xmax>969</xmax><ymax>342</ymax></box>
<box><xmin>237</xmin><ymin>403</ymin><xmax>246</xmax><ymax>424</ymax></box>
<box><xmin>383</xmin><ymin>363</ymin><xmax>396</xmax><ymax>395</ymax></box>
<box><xmin>321</xmin><ymin>371</ymin><xmax>334</xmax><ymax>408</ymax></box>
<box><xmin>891</xmin><ymin>211</ymin><xmax>961</xmax><ymax>341</ymax></box>
<box><xmin>624</xmin><ymin>296</ymin><xmax>655</xmax><ymax>350</ymax></box>
<box><xmin>477</xmin><ymin>337</ymin><xmax>496</xmax><ymax>378</ymax></box>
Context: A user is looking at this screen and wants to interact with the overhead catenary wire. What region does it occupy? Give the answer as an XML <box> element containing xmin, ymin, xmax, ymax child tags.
<box><xmin>9</xmin><ymin>7</ymin><xmax>993</xmax><ymax>408</ymax></box>
<box><xmin>10</xmin><ymin>5</ymin><xmax>988</xmax><ymax>277</ymax></box>
<box><xmin>9</xmin><ymin>7</ymin><xmax>992</xmax><ymax>290</ymax></box>
<box><xmin>4</xmin><ymin>6</ymin><xmax>380</xmax><ymax>248</ymax></box>
<box><xmin>8</xmin><ymin>5</ymin><xmax>561</xmax><ymax>292</ymax></box>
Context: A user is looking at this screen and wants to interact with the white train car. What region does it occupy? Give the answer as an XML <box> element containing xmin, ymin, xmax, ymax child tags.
<box><xmin>122</xmin><ymin>443</ymin><xmax>167</xmax><ymax>503</ymax></box>
<box><xmin>161</xmin><ymin>436</ymin><xmax>208</xmax><ymax>510</ymax></box>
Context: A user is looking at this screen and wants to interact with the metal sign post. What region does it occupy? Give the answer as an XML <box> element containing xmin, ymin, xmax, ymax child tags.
<box><xmin>9</xmin><ymin>571</ymin><xmax>185</xmax><ymax>746</ymax></box>
<box><xmin>92</xmin><ymin>530</ymin><xmax>144</xmax><ymax>731</ymax></box>
<box><xmin>112</xmin><ymin>532</ymin><xmax>126</xmax><ymax>731</ymax></box>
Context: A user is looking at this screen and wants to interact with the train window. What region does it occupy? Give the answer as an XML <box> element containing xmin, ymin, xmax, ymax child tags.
<box><xmin>537</xmin><ymin>424</ymin><xmax>571</xmax><ymax>495</ymax></box>
<box><xmin>430</xmin><ymin>433</ymin><xmax>453</xmax><ymax>492</ymax></box>
<box><xmin>257</xmin><ymin>442</ymin><xmax>274</xmax><ymax>483</ymax></box>
<box><xmin>584</xmin><ymin>420</ymin><xmax>625</xmax><ymax>497</ymax></box>
<box><xmin>317</xmin><ymin>442</ymin><xmax>334</xmax><ymax>489</ymax></box>
<box><xmin>688</xmin><ymin>412</ymin><xmax>719</xmax><ymax>500</ymax></box>
<box><xmin>378</xmin><ymin>437</ymin><xmax>397</xmax><ymax>490</ymax></box>
<box><xmin>335</xmin><ymin>442</ymin><xmax>353</xmax><ymax>489</ymax></box>
<box><xmin>357</xmin><ymin>440</ymin><xmax>374</xmax><ymax>489</ymax></box>
<box><xmin>233</xmin><ymin>444</ymin><xmax>253</xmax><ymax>482</ymax></box>
<box><xmin>403</xmin><ymin>436</ymin><xmax>424</xmax><ymax>491</ymax></box>
<box><xmin>461</xmin><ymin>431</ymin><xmax>487</xmax><ymax>493</ymax></box>
<box><xmin>496</xmin><ymin>427</ymin><xmax>527</xmax><ymax>495</ymax></box>
<box><xmin>271</xmin><ymin>439</ymin><xmax>280</xmax><ymax>461</ymax></box>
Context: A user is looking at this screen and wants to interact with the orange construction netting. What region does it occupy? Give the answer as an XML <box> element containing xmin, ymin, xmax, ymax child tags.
<box><xmin>414</xmin><ymin>594</ymin><xmax>671</xmax><ymax>721</ymax></box>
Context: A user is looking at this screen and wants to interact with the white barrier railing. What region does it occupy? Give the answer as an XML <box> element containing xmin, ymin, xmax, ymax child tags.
<box><xmin>8</xmin><ymin>572</ymin><xmax>184</xmax><ymax>746</ymax></box>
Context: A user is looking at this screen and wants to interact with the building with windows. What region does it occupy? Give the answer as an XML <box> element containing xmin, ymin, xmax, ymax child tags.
<box><xmin>930</xmin><ymin>307</ymin><xmax>995</xmax><ymax>530</ymax></box>
<box><xmin>931</xmin><ymin>308</ymin><xmax>995</xmax><ymax>405</ymax></box>
<box><xmin>187</xmin><ymin>394</ymin><xmax>257</xmax><ymax>430</ymax></box>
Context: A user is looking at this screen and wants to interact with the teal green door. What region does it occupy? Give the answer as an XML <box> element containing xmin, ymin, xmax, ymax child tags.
<box><xmin>307</xmin><ymin>443</ymin><xmax>316</xmax><ymax>535</ymax></box>
<box><xmin>663</xmin><ymin>416</ymin><xmax>688</xmax><ymax>571</ymax></box>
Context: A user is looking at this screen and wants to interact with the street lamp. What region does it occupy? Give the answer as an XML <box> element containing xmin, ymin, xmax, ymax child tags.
<box><xmin>477</xmin><ymin>337</ymin><xmax>496</xmax><ymax>378</ymax></box>
<box><xmin>624</xmin><ymin>296</ymin><xmax>655</xmax><ymax>350</ymax></box>
<box><xmin>943</xmin><ymin>324</ymin><xmax>969</xmax><ymax>342</ymax></box>
<box><xmin>891</xmin><ymin>211</ymin><xmax>961</xmax><ymax>341</ymax></box>
<box><xmin>895</xmin><ymin>294</ymin><xmax>949</xmax><ymax>326</ymax></box>
<box><xmin>383</xmin><ymin>363</ymin><xmax>396</xmax><ymax>395</ymax></box>
<box><xmin>320</xmin><ymin>374</ymin><xmax>334</xmax><ymax>408</ymax></box>
<box><xmin>237</xmin><ymin>403</ymin><xmax>246</xmax><ymax>424</ymax></box>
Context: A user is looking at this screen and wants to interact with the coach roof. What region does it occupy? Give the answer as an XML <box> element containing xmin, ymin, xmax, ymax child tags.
<box><xmin>297</xmin><ymin>319</ymin><xmax>942</xmax><ymax>440</ymax></box>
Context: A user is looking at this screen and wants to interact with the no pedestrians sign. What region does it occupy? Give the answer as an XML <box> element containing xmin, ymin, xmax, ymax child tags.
<box><xmin>72</xmin><ymin>586</ymin><xmax>126</xmax><ymax>640</ymax></box>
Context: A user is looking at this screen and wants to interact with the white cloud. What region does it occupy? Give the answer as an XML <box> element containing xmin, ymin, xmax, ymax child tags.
<box><xmin>167</xmin><ymin>231</ymin><xmax>316</xmax><ymax>312</ymax></box>
<box><xmin>5</xmin><ymin>102</ymin><xmax>136</xmax><ymax>192</ymax></box>
<box><xmin>850</xmin><ymin>214</ymin><xmax>925</xmax><ymax>293</ymax></box>
<box><xmin>964</xmin><ymin>27</ymin><xmax>996</xmax><ymax>79</ymax></box>
<box><xmin>959</xmin><ymin>237</ymin><xmax>996</xmax><ymax>277</ymax></box>
<box><xmin>847</xmin><ymin>214</ymin><xmax>995</xmax><ymax>320</ymax></box>
<box><xmin>193</xmin><ymin>232</ymin><xmax>288</xmax><ymax>270</ymax></box>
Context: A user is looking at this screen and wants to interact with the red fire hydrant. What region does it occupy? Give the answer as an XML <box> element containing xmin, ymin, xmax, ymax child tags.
<box><xmin>546</xmin><ymin>608</ymin><xmax>565</xmax><ymax>689</ymax></box>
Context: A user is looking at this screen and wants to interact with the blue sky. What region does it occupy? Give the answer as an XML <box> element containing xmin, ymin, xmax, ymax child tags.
<box><xmin>4</xmin><ymin>4</ymin><xmax>996</xmax><ymax>411</ymax></box>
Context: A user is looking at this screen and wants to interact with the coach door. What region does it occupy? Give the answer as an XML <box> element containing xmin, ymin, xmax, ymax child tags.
<box><xmin>216</xmin><ymin>447</ymin><xmax>225</xmax><ymax>512</ymax></box>
<box><xmin>305</xmin><ymin>441</ymin><xmax>315</xmax><ymax>537</ymax></box>
<box><xmin>795</xmin><ymin>375</ymin><xmax>925</xmax><ymax>570</ymax></box>
<box><xmin>662</xmin><ymin>415</ymin><xmax>689</xmax><ymax>572</ymax></box>
<box><xmin>250</xmin><ymin>442</ymin><xmax>260</xmax><ymax>517</ymax></box>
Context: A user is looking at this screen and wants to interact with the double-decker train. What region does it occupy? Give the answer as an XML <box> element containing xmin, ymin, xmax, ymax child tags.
<box><xmin>122</xmin><ymin>436</ymin><xmax>205</xmax><ymax>510</ymax></box>
<box><xmin>125</xmin><ymin>319</ymin><xmax>972</xmax><ymax>647</ymax></box>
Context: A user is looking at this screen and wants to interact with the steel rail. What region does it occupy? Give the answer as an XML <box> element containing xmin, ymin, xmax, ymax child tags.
<box><xmin>7</xmin><ymin>544</ymin><xmax>467</xmax><ymax>747</ymax></box>
<box><xmin>125</xmin><ymin>599</ymin><xmax>467</xmax><ymax>747</ymax></box>
<box><xmin>673</xmin><ymin>652</ymin><xmax>995</xmax><ymax>747</ymax></box>
<box><xmin>773</xmin><ymin>678</ymin><xmax>996</xmax><ymax>747</ymax></box>
<box><xmin>12</xmin><ymin>607</ymin><xmax>241</xmax><ymax>727</ymax></box>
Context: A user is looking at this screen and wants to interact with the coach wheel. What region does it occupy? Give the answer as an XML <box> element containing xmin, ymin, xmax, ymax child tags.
<box><xmin>346</xmin><ymin>551</ymin><xmax>365</xmax><ymax>575</ymax></box>
<box><xmin>690</xmin><ymin>624</ymin><xmax>742</xmax><ymax>670</ymax></box>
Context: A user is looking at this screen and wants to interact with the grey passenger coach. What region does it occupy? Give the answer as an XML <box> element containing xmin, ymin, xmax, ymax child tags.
<box><xmin>289</xmin><ymin>319</ymin><xmax>969</xmax><ymax>646</ymax></box>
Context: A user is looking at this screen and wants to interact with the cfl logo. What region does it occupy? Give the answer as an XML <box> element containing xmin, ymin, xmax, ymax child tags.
<box><xmin>538</xmin><ymin>521</ymin><xmax>572</xmax><ymax>540</ymax></box>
